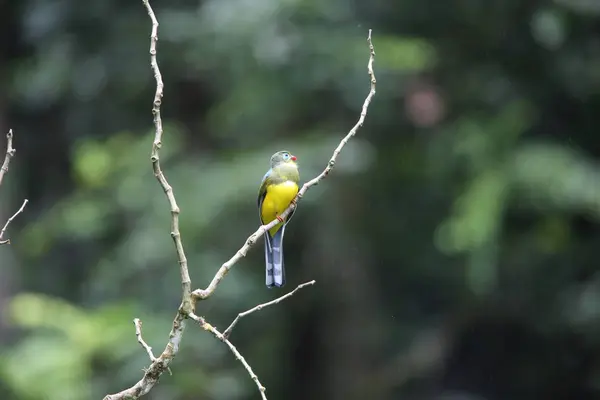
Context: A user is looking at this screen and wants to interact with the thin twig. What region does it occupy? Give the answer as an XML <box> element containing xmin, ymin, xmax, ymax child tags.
<box><xmin>0</xmin><ymin>199</ymin><xmax>28</xmax><ymax>245</ymax></box>
<box><xmin>192</xmin><ymin>30</ymin><xmax>377</xmax><ymax>300</ymax></box>
<box><xmin>0</xmin><ymin>129</ymin><xmax>16</xmax><ymax>188</ymax></box>
<box><xmin>223</xmin><ymin>280</ymin><xmax>316</xmax><ymax>339</ymax></box>
<box><xmin>134</xmin><ymin>318</ymin><xmax>157</xmax><ymax>362</ymax></box>
<box><xmin>190</xmin><ymin>313</ymin><xmax>268</xmax><ymax>400</ymax></box>
<box><xmin>133</xmin><ymin>318</ymin><xmax>172</xmax><ymax>375</ymax></box>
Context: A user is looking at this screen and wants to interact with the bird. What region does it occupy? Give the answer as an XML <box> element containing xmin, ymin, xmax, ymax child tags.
<box><xmin>257</xmin><ymin>150</ymin><xmax>300</xmax><ymax>288</ymax></box>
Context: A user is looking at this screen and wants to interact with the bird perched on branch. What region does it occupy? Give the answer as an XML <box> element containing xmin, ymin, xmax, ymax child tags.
<box><xmin>258</xmin><ymin>150</ymin><xmax>300</xmax><ymax>288</ymax></box>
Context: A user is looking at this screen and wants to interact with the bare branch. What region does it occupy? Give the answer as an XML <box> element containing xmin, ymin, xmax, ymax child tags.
<box><xmin>134</xmin><ymin>318</ymin><xmax>157</xmax><ymax>362</ymax></box>
<box><xmin>193</xmin><ymin>30</ymin><xmax>377</xmax><ymax>300</ymax></box>
<box><xmin>0</xmin><ymin>129</ymin><xmax>16</xmax><ymax>188</ymax></box>
<box><xmin>104</xmin><ymin>312</ymin><xmax>186</xmax><ymax>400</ymax></box>
<box><xmin>0</xmin><ymin>131</ymin><xmax>28</xmax><ymax>245</ymax></box>
<box><xmin>190</xmin><ymin>313</ymin><xmax>268</xmax><ymax>400</ymax></box>
<box><xmin>133</xmin><ymin>318</ymin><xmax>173</xmax><ymax>376</ymax></box>
<box><xmin>0</xmin><ymin>199</ymin><xmax>28</xmax><ymax>245</ymax></box>
<box><xmin>223</xmin><ymin>280</ymin><xmax>316</xmax><ymax>339</ymax></box>
<box><xmin>143</xmin><ymin>0</ymin><xmax>193</xmax><ymax>308</ymax></box>
<box><xmin>103</xmin><ymin>1</ymin><xmax>191</xmax><ymax>398</ymax></box>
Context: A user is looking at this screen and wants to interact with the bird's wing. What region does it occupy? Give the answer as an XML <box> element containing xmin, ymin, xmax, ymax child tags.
<box><xmin>257</xmin><ymin>169</ymin><xmax>271</xmax><ymax>223</ymax></box>
<box><xmin>258</xmin><ymin>169</ymin><xmax>273</xmax><ymax>252</ymax></box>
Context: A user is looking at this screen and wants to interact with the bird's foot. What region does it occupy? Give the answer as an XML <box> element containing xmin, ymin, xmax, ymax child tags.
<box><xmin>276</xmin><ymin>215</ymin><xmax>284</xmax><ymax>223</ymax></box>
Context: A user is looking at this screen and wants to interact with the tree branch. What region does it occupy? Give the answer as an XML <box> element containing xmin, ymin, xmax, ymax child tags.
<box><xmin>0</xmin><ymin>199</ymin><xmax>28</xmax><ymax>245</ymax></box>
<box><xmin>190</xmin><ymin>313</ymin><xmax>268</xmax><ymax>400</ymax></box>
<box><xmin>133</xmin><ymin>318</ymin><xmax>157</xmax><ymax>362</ymax></box>
<box><xmin>223</xmin><ymin>280</ymin><xmax>316</xmax><ymax>339</ymax></box>
<box><xmin>104</xmin><ymin>2</ymin><xmax>376</xmax><ymax>397</ymax></box>
<box><xmin>0</xmin><ymin>130</ymin><xmax>28</xmax><ymax>245</ymax></box>
<box><xmin>0</xmin><ymin>129</ymin><xmax>15</xmax><ymax>188</ymax></box>
<box><xmin>143</xmin><ymin>0</ymin><xmax>193</xmax><ymax>309</ymax></box>
<box><xmin>133</xmin><ymin>318</ymin><xmax>173</xmax><ymax>376</ymax></box>
<box><xmin>103</xmin><ymin>1</ymin><xmax>190</xmax><ymax>398</ymax></box>
<box><xmin>192</xmin><ymin>30</ymin><xmax>377</xmax><ymax>300</ymax></box>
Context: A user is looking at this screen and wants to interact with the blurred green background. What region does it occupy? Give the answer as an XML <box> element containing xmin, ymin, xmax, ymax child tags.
<box><xmin>1</xmin><ymin>0</ymin><xmax>599</xmax><ymax>399</ymax></box>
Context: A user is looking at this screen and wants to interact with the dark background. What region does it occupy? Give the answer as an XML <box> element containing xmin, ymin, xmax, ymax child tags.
<box><xmin>1</xmin><ymin>0</ymin><xmax>599</xmax><ymax>399</ymax></box>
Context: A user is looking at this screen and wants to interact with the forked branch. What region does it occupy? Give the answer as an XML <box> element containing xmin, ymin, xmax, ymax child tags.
<box><xmin>190</xmin><ymin>313</ymin><xmax>268</xmax><ymax>400</ymax></box>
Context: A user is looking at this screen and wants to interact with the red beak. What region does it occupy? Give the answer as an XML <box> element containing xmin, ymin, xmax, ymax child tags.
<box><xmin>291</xmin><ymin>155</ymin><xmax>297</xmax><ymax>161</ymax></box>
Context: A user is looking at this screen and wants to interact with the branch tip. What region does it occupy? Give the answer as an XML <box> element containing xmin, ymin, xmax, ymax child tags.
<box><xmin>223</xmin><ymin>280</ymin><xmax>316</xmax><ymax>339</ymax></box>
<box><xmin>0</xmin><ymin>199</ymin><xmax>28</xmax><ymax>245</ymax></box>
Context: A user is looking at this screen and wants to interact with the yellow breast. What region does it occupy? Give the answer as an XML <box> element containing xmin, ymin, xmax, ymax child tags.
<box><xmin>261</xmin><ymin>181</ymin><xmax>299</xmax><ymax>236</ymax></box>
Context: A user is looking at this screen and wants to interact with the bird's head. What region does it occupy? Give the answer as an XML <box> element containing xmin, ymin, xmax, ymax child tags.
<box><xmin>270</xmin><ymin>150</ymin><xmax>298</xmax><ymax>168</ymax></box>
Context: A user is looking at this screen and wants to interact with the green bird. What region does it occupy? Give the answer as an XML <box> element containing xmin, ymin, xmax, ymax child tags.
<box><xmin>257</xmin><ymin>150</ymin><xmax>300</xmax><ymax>288</ymax></box>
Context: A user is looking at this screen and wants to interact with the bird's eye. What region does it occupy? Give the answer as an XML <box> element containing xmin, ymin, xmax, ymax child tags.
<box><xmin>283</xmin><ymin>153</ymin><xmax>289</xmax><ymax>160</ymax></box>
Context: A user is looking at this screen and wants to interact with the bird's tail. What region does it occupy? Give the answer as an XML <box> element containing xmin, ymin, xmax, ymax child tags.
<box><xmin>265</xmin><ymin>227</ymin><xmax>286</xmax><ymax>288</ymax></box>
